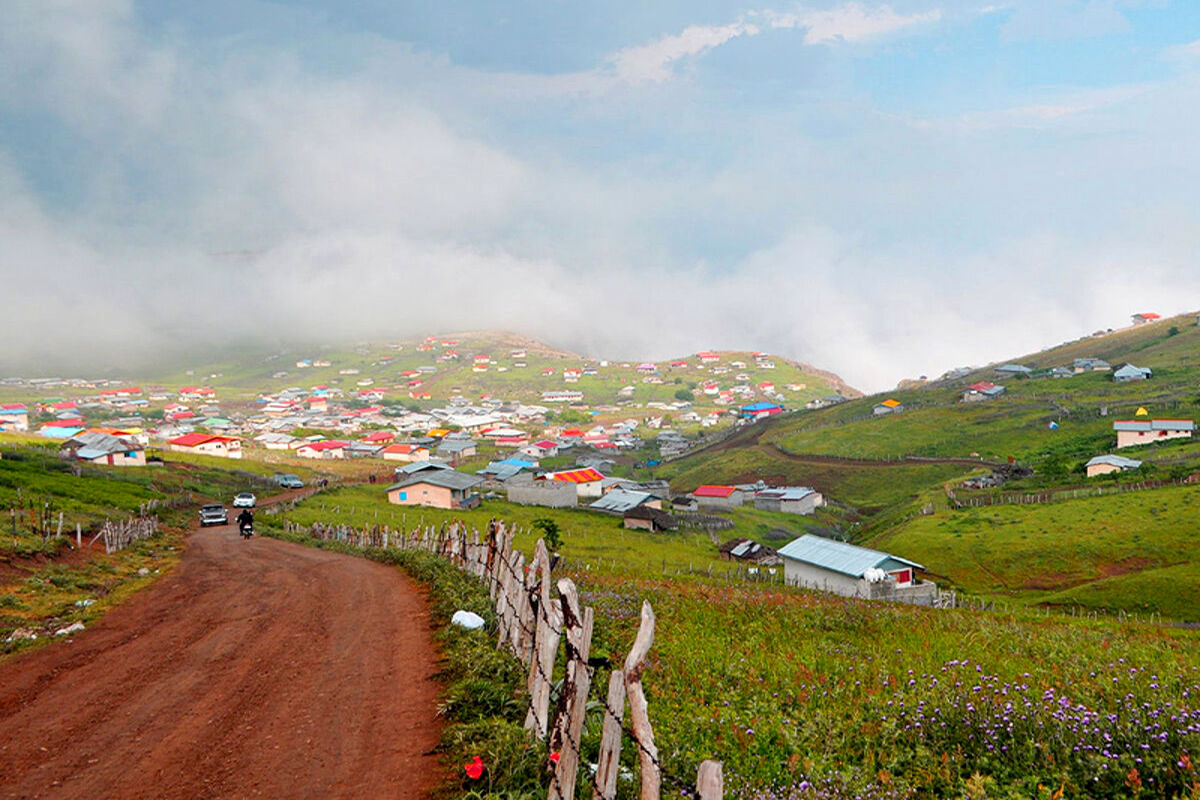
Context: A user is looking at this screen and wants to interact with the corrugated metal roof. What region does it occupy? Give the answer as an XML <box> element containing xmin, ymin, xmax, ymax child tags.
<box><xmin>777</xmin><ymin>534</ymin><xmax>922</xmax><ymax>578</ymax></box>
<box><xmin>387</xmin><ymin>470</ymin><xmax>483</xmax><ymax>492</ymax></box>
<box><xmin>589</xmin><ymin>489</ymin><xmax>653</xmax><ymax>513</ymax></box>
<box><xmin>1113</xmin><ymin>419</ymin><xmax>1195</xmax><ymax>432</ymax></box>
<box><xmin>1086</xmin><ymin>455</ymin><xmax>1142</xmax><ymax>469</ymax></box>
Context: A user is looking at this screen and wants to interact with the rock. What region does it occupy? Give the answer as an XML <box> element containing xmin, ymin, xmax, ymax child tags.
<box><xmin>137</xmin><ymin>568</ymin><xmax>150</xmax><ymax>576</ymax></box>
<box><xmin>449</xmin><ymin>610</ymin><xmax>485</xmax><ymax>631</ymax></box>
<box><xmin>5</xmin><ymin>628</ymin><xmax>38</xmax><ymax>643</ymax></box>
<box><xmin>54</xmin><ymin>622</ymin><xmax>86</xmax><ymax>636</ymax></box>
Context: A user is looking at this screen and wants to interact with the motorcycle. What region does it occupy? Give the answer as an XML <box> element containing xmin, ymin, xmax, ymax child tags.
<box><xmin>239</xmin><ymin>522</ymin><xmax>253</xmax><ymax>539</ymax></box>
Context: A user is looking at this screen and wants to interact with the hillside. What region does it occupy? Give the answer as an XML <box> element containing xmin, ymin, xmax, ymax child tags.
<box><xmin>660</xmin><ymin>311</ymin><xmax>1200</xmax><ymax>618</ymax></box>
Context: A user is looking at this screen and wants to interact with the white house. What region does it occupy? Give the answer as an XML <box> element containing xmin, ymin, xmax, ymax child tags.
<box><xmin>1113</xmin><ymin>419</ymin><xmax>1195</xmax><ymax>449</ymax></box>
<box><xmin>1085</xmin><ymin>454</ymin><xmax>1142</xmax><ymax>477</ymax></box>
<box><xmin>168</xmin><ymin>433</ymin><xmax>243</xmax><ymax>459</ymax></box>
<box><xmin>777</xmin><ymin>535</ymin><xmax>931</xmax><ymax>602</ymax></box>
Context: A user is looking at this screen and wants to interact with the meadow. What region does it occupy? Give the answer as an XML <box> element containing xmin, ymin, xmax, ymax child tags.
<box><xmin>269</xmin><ymin>486</ymin><xmax>1200</xmax><ymax>799</ymax></box>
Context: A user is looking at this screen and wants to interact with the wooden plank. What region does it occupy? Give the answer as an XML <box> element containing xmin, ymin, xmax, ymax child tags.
<box><xmin>549</xmin><ymin>579</ymin><xmax>593</xmax><ymax>800</ymax></box>
<box><xmin>523</xmin><ymin>539</ymin><xmax>559</xmax><ymax>739</ymax></box>
<box><xmin>593</xmin><ymin>669</ymin><xmax>626</xmax><ymax>800</ymax></box>
<box><xmin>625</xmin><ymin>601</ymin><xmax>660</xmax><ymax>800</ymax></box>
<box><xmin>696</xmin><ymin>760</ymin><xmax>723</xmax><ymax>800</ymax></box>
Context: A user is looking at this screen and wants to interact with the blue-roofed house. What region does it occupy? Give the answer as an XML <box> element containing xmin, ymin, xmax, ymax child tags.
<box><xmin>777</xmin><ymin>534</ymin><xmax>935</xmax><ymax>603</ymax></box>
<box><xmin>739</xmin><ymin>402</ymin><xmax>784</xmax><ymax>420</ymax></box>
<box><xmin>1085</xmin><ymin>454</ymin><xmax>1142</xmax><ymax>478</ymax></box>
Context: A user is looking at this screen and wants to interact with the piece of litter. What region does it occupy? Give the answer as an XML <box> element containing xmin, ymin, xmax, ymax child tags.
<box><xmin>54</xmin><ymin>622</ymin><xmax>85</xmax><ymax>636</ymax></box>
<box><xmin>74</xmin><ymin>599</ymin><xmax>95</xmax><ymax>607</ymax></box>
<box><xmin>137</xmin><ymin>568</ymin><xmax>150</xmax><ymax>576</ymax></box>
<box><xmin>450</xmin><ymin>610</ymin><xmax>485</xmax><ymax>630</ymax></box>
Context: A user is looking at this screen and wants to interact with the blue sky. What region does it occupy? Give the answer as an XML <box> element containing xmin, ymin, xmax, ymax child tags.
<box><xmin>2</xmin><ymin>1</ymin><xmax>1200</xmax><ymax>390</ymax></box>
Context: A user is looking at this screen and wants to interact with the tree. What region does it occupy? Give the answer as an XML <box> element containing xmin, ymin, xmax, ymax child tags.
<box><xmin>1168</xmin><ymin>326</ymin><xmax>1180</xmax><ymax>337</ymax></box>
<box><xmin>531</xmin><ymin>517</ymin><xmax>563</xmax><ymax>551</ymax></box>
<box><xmin>674</xmin><ymin>388</ymin><xmax>695</xmax><ymax>402</ymax></box>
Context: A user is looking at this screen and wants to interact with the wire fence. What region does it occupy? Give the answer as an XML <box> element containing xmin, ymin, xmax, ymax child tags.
<box><xmin>281</xmin><ymin>517</ymin><xmax>725</xmax><ymax>800</ymax></box>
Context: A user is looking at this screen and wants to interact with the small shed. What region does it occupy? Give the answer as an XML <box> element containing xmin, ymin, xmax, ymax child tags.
<box><xmin>590</xmin><ymin>489</ymin><xmax>659</xmax><ymax>514</ymax></box>
<box><xmin>691</xmin><ymin>485</ymin><xmax>745</xmax><ymax>509</ymax></box>
<box><xmin>623</xmin><ymin>506</ymin><xmax>677</xmax><ymax>532</ymax></box>
<box><xmin>718</xmin><ymin>538</ymin><xmax>781</xmax><ymax>565</ymax></box>
<box><xmin>754</xmin><ymin>486</ymin><xmax>824</xmax><ymax>515</ymax></box>
<box><xmin>777</xmin><ymin>534</ymin><xmax>926</xmax><ymax>599</ymax></box>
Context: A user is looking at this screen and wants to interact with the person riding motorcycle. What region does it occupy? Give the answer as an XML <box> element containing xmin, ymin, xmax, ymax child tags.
<box><xmin>236</xmin><ymin>508</ymin><xmax>254</xmax><ymax>536</ymax></box>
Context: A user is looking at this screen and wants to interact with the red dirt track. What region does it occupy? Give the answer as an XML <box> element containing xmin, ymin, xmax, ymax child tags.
<box><xmin>0</xmin><ymin>520</ymin><xmax>443</xmax><ymax>799</ymax></box>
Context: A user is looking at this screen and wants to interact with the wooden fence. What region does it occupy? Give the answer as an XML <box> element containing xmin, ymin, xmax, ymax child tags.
<box><xmin>93</xmin><ymin>516</ymin><xmax>160</xmax><ymax>554</ymax></box>
<box><xmin>283</xmin><ymin>518</ymin><xmax>725</xmax><ymax>800</ymax></box>
<box><xmin>947</xmin><ymin>473</ymin><xmax>1199</xmax><ymax>508</ymax></box>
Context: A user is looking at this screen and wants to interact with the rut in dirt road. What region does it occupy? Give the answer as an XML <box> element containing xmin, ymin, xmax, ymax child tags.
<box><xmin>0</xmin><ymin>522</ymin><xmax>444</xmax><ymax>800</ymax></box>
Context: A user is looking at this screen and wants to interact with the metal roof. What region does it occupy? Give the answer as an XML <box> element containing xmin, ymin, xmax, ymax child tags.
<box><xmin>776</xmin><ymin>534</ymin><xmax>922</xmax><ymax>578</ymax></box>
<box><xmin>589</xmin><ymin>489</ymin><xmax>653</xmax><ymax>513</ymax></box>
<box><xmin>387</xmin><ymin>470</ymin><xmax>483</xmax><ymax>493</ymax></box>
<box><xmin>756</xmin><ymin>486</ymin><xmax>816</xmax><ymax>501</ymax></box>
<box><xmin>1085</xmin><ymin>455</ymin><xmax>1142</xmax><ymax>469</ymax></box>
<box><xmin>1113</xmin><ymin>419</ymin><xmax>1195</xmax><ymax>432</ymax></box>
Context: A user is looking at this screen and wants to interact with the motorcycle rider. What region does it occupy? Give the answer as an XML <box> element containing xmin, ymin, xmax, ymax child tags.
<box><xmin>236</xmin><ymin>507</ymin><xmax>254</xmax><ymax>536</ymax></box>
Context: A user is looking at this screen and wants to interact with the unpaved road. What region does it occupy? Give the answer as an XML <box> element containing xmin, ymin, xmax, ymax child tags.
<box><xmin>0</xmin><ymin>518</ymin><xmax>443</xmax><ymax>799</ymax></box>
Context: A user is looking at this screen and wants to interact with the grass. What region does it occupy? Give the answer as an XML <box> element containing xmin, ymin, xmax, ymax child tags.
<box><xmin>870</xmin><ymin>481</ymin><xmax>1200</xmax><ymax>620</ymax></box>
<box><xmin>267</xmin><ymin>488</ymin><xmax>1200</xmax><ymax>799</ymax></box>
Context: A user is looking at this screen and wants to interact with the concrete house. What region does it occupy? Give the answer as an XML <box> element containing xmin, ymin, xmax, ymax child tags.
<box><xmin>1113</xmin><ymin>364</ymin><xmax>1153</xmax><ymax>383</ymax></box>
<box><xmin>382</xmin><ymin>443</ymin><xmax>431</xmax><ymax>463</ymax></box>
<box><xmin>691</xmin><ymin>485</ymin><xmax>745</xmax><ymax>509</ymax></box>
<box><xmin>959</xmin><ymin>381</ymin><xmax>1006</xmax><ymax>402</ymax></box>
<box><xmin>1131</xmin><ymin>312</ymin><xmax>1161</xmax><ymax>325</ymax></box>
<box><xmin>1085</xmin><ymin>454</ymin><xmax>1143</xmax><ymax>477</ymax></box>
<box><xmin>61</xmin><ymin>431</ymin><xmax>146</xmax><ymax>466</ymax></box>
<box><xmin>385</xmin><ymin>470</ymin><xmax>483</xmax><ymax>510</ymax></box>
<box><xmin>1072</xmin><ymin>358</ymin><xmax>1110</xmax><ymax>373</ymax></box>
<box><xmin>295</xmin><ymin>440</ymin><xmax>350</xmax><ymax>459</ymax></box>
<box><xmin>168</xmin><ymin>433</ymin><xmax>243</xmax><ymax>459</ymax></box>
<box><xmin>1114</xmin><ymin>419</ymin><xmax>1195</xmax><ymax>448</ymax></box>
<box><xmin>437</xmin><ymin>438</ymin><xmax>479</xmax><ymax>462</ymax></box>
<box><xmin>872</xmin><ymin>399</ymin><xmax>904</xmax><ymax>416</ymax></box>
<box><xmin>541</xmin><ymin>467</ymin><xmax>606</xmax><ymax>499</ymax></box>
<box><xmin>777</xmin><ymin>534</ymin><xmax>933</xmax><ymax>603</ymax></box>
<box><xmin>754</xmin><ymin>486</ymin><xmax>824</xmax><ymax>515</ymax></box>
<box><xmin>0</xmin><ymin>404</ymin><xmax>29</xmax><ymax>432</ymax></box>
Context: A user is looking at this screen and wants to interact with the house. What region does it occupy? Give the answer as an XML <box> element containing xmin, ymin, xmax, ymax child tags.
<box><xmin>994</xmin><ymin>364</ymin><xmax>1033</xmax><ymax>378</ymax></box>
<box><xmin>393</xmin><ymin>461</ymin><xmax>455</xmax><ymax>479</ymax></box>
<box><xmin>385</xmin><ymin>470</ymin><xmax>483</xmax><ymax>510</ymax></box>
<box><xmin>168</xmin><ymin>433</ymin><xmax>243</xmax><ymax>459</ymax></box>
<box><xmin>255</xmin><ymin>432</ymin><xmax>301</xmax><ymax>450</ymax></box>
<box><xmin>739</xmin><ymin>402</ymin><xmax>784</xmax><ymax>420</ymax></box>
<box><xmin>589</xmin><ymin>489</ymin><xmax>659</xmax><ymax>515</ymax></box>
<box><xmin>691</xmin><ymin>484</ymin><xmax>745</xmax><ymax>509</ymax></box>
<box><xmin>718</xmin><ymin>538</ymin><xmax>781</xmax><ymax>565</ymax></box>
<box><xmin>438</xmin><ymin>438</ymin><xmax>479</xmax><ymax>461</ymax></box>
<box><xmin>1085</xmin><ymin>454</ymin><xmax>1143</xmax><ymax>478</ymax></box>
<box><xmin>805</xmin><ymin>395</ymin><xmax>846</xmax><ymax>410</ymax></box>
<box><xmin>959</xmin><ymin>381</ymin><xmax>1006</xmax><ymax>402</ymax></box>
<box><xmin>361</xmin><ymin>431</ymin><xmax>395</xmax><ymax>445</ymax></box>
<box><xmin>0</xmin><ymin>404</ymin><xmax>29</xmax><ymax>432</ymax></box>
<box><xmin>872</xmin><ymin>399</ymin><xmax>904</xmax><ymax>416</ymax></box>
<box><xmin>1113</xmin><ymin>364</ymin><xmax>1153</xmax><ymax>383</ymax></box>
<box><xmin>1072</xmin><ymin>358</ymin><xmax>1110</xmax><ymax>373</ymax></box>
<box><xmin>479</xmin><ymin>458</ymin><xmax>537</xmax><ymax>483</ymax></box>
<box><xmin>382</xmin><ymin>443</ymin><xmax>431</xmax><ymax>463</ymax></box>
<box><xmin>295</xmin><ymin>440</ymin><xmax>350</xmax><ymax>459</ymax></box>
<box><xmin>623</xmin><ymin>505</ymin><xmax>677</xmax><ymax>532</ymax></box>
<box><xmin>1113</xmin><ymin>419</ymin><xmax>1195</xmax><ymax>448</ymax></box>
<box><xmin>1131</xmin><ymin>313</ymin><xmax>1161</xmax><ymax>325</ymax></box>
<box><xmin>520</xmin><ymin>440</ymin><xmax>559</xmax><ymax>460</ymax></box>
<box><xmin>60</xmin><ymin>431</ymin><xmax>146</xmax><ymax>466</ymax></box>
<box><xmin>541</xmin><ymin>467</ymin><xmax>606</xmax><ymax>499</ymax></box>
<box><xmin>777</xmin><ymin>534</ymin><xmax>932</xmax><ymax>602</ymax></box>
<box><xmin>754</xmin><ymin>486</ymin><xmax>824</xmax><ymax>515</ymax></box>
<box><xmin>697</xmin><ymin>351</ymin><xmax>721</xmax><ymax>364</ymax></box>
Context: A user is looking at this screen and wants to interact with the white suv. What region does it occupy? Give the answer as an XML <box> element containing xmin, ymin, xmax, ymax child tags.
<box><xmin>233</xmin><ymin>493</ymin><xmax>257</xmax><ymax>508</ymax></box>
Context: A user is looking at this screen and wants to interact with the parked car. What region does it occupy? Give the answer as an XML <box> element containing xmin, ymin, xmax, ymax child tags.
<box><xmin>274</xmin><ymin>474</ymin><xmax>304</xmax><ymax>489</ymax></box>
<box><xmin>199</xmin><ymin>504</ymin><xmax>228</xmax><ymax>527</ymax></box>
<box><xmin>233</xmin><ymin>492</ymin><xmax>256</xmax><ymax>508</ymax></box>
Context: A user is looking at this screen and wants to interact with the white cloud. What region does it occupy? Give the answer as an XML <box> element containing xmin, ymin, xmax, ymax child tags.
<box><xmin>765</xmin><ymin>3</ymin><xmax>942</xmax><ymax>45</ymax></box>
<box><xmin>610</xmin><ymin>20</ymin><xmax>761</xmax><ymax>83</ymax></box>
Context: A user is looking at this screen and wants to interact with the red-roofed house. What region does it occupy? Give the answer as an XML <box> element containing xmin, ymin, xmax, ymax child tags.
<box><xmin>542</xmin><ymin>467</ymin><xmax>606</xmax><ymax>498</ymax></box>
<box><xmin>960</xmin><ymin>381</ymin><xmax>1006</xmax><ymax>402</ymax></box>
<box><xmin>168</xmin><ymin>433</ymin><xmax>243</xmax><ymax>459</ymax></box>
<box><xmin>362</xmin><ymin>431</ymin><xmax>395</xmax><ymax>445</ymax></box>
<box><xmin>521</xmin><ymin>440</ymin><xmax>559</xmax><ymax>459</ymax></box>
<box><xmin>0</xmin><ymin>404</ymin><xmax>29</xmax><ymax>432</ymax></box>
<box><xmin>382</xmin><ymin>443</ymin><xmax>431</xmax><ymax>463</ymax></box>
<box><xmin>691</xmin><ymin>484</ymin><xmax>746</xmax><ymax>508</ymax></box>
<box><xmin>179</xmin><ymin>386</ymin><xmax>216</xmax><ymax>400</ymax></box>
<box><xmin>697</xmin><ymin>351</ymin><xmax>721</xmax><ymax>363</ymax></box>
<box><xmin>295</xmin><ymin>440</ymin><xmax>350</xmax><ymax>459</ymax></box>
<box><xmin>1132</xmin><ymin>313</ymin><xmax>1162</xmax><ymax>325</ymax></box>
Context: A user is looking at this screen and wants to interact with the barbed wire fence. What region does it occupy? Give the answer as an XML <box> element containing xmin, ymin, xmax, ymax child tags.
<box><xmin>282</xmin><ymin>516</ymin><xmax>725</xmax><ymax>800</ymax></box>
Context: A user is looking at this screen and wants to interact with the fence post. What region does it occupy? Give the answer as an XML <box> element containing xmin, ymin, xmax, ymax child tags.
<box><xmin>696</xmin><ymin>760</ymin><xmax>723</xmax><ymax>800</ymax></box>
<box><xmin>524</xmin><ymin>539</ymin><xmax>561</xmax><ymax>739</ymax></box>
<box><xmin>549</xmin><ymin>578</ymin><xmax>594</xmax><ymax>800</ymax></box>
<box><xmin>594</xmin><ymin>669</ymin><xmax>627</xmax><ymax>800</ymax></box>
<box><xmin>626</xmin><ymin>601</ymin><xmax>660</xmax><ymax>800</ymax></box>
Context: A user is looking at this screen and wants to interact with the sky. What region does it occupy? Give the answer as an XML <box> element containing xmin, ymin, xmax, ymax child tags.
<box><xmin>2</xmin><ymin>1</ymin><xmax>1200</xmax><ymax>391</ymax></box>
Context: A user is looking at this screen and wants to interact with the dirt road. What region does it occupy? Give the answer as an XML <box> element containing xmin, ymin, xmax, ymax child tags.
<box><xmin>0</xmin><ymin>519</ymin><xmax>443</xmax><ymax>799</ymax></box>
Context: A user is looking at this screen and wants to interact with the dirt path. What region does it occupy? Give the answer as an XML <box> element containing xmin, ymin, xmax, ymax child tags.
<box><xmin>0</xmin><ymin>516</ymin><xmax>443</xmax><ymax>799</ymax></box>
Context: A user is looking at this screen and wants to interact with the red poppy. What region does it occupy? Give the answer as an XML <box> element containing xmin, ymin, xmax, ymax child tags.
<box><xmin>549</xmin><ymin>751</ymin><xmax>561</xmax><ymax>765</ymax></box>
<box><xmin>464</xmin><ymin>755</ymin><xmax>485</xmax><ymax>780</ymax></box>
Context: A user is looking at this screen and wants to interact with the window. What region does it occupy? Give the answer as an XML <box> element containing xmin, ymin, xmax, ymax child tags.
<box><xmin>398</xmin><ymin>491</ymin><xmax>407</xmax><ymax>501</ymax></box>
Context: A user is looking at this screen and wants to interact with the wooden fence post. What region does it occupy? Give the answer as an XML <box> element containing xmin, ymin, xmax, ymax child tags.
<box><xmin>696</xmin><ymin>760</ymin><xmax>723</xmax><ymax>800</ymax></box>
<box><xmin>549</xmin><ymin>577</ymin><xmax>594</xmax><ymax>800</ymax></box>
<box><xmin>594</xmin><ymin>669</ymin><xmax>627</xmax><ymax>800</ymax></box>
<box><xmin>524</xmin><ymin>539</ymin><xmax>561</xmax><ymax>739</ymax></box>
<box><xmin>625</xmin><ymin>601</ymin><xmax>660</xmax><ymax>800</ymax></box>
